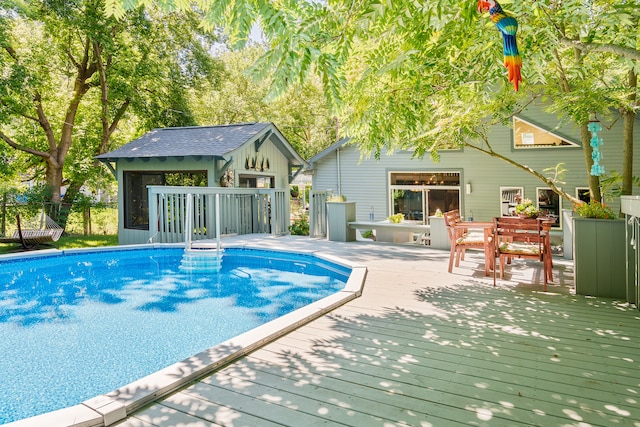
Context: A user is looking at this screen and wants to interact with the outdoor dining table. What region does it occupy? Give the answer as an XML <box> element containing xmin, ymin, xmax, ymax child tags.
<box><xmin>487</xmin><ymin>216</ymin><xmax>556</xmax><ymax>281</ymax></box>
<box><xmin>447</xmin><ymin>216</ymin><xmax>555</xmax><ymax>278</ymax></box>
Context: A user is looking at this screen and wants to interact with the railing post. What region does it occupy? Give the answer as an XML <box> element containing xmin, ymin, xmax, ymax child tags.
<box><xmin>185</xmin><ymin>194</ymin><xmax>193</xmax><ymax>249</ymax></box>
<box><xmin>148</xmin><ymin>186</ymin><xmax>158</xmax><ymax>243</ymax></box>
<box><xmin>215</xmin><ymin>193</ymin><xmax>221</xmax><ymax>251</ymax></box>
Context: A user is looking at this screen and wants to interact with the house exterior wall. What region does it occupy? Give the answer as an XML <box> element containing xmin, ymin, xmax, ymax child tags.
<box><xmin>311</xmin><ymin>107</ymin><xmax>640</xmax><ymax>232</ymax></box>
<box><xmin>228</xmin><ymin>136</ymin><xmax>292</xmax><ymax>188</ymax></box>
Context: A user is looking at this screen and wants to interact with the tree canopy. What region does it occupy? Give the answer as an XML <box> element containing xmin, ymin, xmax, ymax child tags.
<box><xmin>0</xmin><ymin>0</ymin><xmax>222</xmax><ymax>213</ymax></box>
<box><xmin>109</xmin><ymin>0</ymin><xmax>639</xmax><ymax>202</ymax></box>
<box><xmin>3</xmin><ymin>0</ymin><xmax>638</xmax><ymax>211</ymax></box>
<box><xmin>191</xmin><ymin>46</ymin><xmax>336</xmax><ymax>160</ymax></box>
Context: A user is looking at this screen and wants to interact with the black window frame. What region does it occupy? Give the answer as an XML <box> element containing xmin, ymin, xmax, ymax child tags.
<box><xmin>123</xmin><ymin>170</ymin><xmax>207</xmax><ymax>230</ymax></box>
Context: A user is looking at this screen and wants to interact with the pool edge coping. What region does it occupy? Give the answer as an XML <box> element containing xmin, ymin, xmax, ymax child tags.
<box><xmin>3</xmin><ymin>243</ymin><xmax>367</xmax><ymax>427</ymax></box>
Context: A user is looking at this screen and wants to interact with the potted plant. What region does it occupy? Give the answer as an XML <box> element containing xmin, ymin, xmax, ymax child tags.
<box><xmin>290</xmin><ymin>185</ymin><xmax>299</xmax><ymax>198</ymax></box>
<box><xmin>388</xmin><ymin>213</ymin><xmax>404</xmax><ymax>223</ymax></box>
<box><xmin>514</xmin><ymin>199</ymin><xmax>540</xmax><ymax>218</ymax></box>
<box><xmin>573</xmin><ymin>200</ymin><xmax>626</xmax><ymax>299</ymax></box>
<box><xmin>574</xmin><ymin>200</ymin><xmax>616</xmax><ymax>219</ymax></box>
<box><xmin>327</xmin><ymin>194</ymin><xmax>347</xmax><ymax>202</ymax></box>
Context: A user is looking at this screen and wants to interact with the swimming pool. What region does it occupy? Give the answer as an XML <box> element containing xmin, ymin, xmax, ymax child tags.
<box><xmin>0</xmin><ymin>245</ymin><xmax>365</xmax><ymax>426</ymax></box>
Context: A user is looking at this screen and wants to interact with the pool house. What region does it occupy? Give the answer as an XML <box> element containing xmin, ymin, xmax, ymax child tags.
<box><xmin>97</xmin><ymin>122</ymin><xmax>306</xmax><ymax>245</ymax></box>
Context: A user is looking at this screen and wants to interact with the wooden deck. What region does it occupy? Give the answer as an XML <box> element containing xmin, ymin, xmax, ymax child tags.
<box><xmin>116</xmin><ymin>236</ymin><xmax>640</xmax><ymax>427</ymax></box>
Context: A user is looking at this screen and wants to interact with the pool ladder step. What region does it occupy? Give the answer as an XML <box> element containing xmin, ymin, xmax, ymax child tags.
<box><xmin>179</xmin><ymin>249</ymin><xmax>223</xmax><ymax>272</ymax></box>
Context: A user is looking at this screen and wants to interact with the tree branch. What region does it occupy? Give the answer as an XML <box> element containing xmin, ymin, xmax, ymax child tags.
<box><xmin>94</xmin><ymin>42</ymin><xmax>110</xmax><ymax>144</ymax></box>
<box><xmin>464</xmin><ymin>141</ymin><xmax>581</xmax><ymax>205</ymax></box>
<box><xmin>558</xmin><ymin>37</ymin><xmax>640</xmax><ymax>61</ymax></box>
<box><xmin>0</xmin><ymin>129</ymin><xmax>51</xmax><ymax>158</ymax></box>
<box><xmin>33</xmin><ymin>93</ymin><xmax>59</xmax><ymax>156</ymax></box>
<box><xmin>3</xmin><ymin>45</ymin><xmax>18</xmax><ymax>61</ymax></box>
<box><xmin>0</xmin><ymin>99</ymin><xmax>40</xmax><ymax>122</ymax></box>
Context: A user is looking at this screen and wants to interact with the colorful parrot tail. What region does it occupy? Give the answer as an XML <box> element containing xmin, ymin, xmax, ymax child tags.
<box><xmin>504</xmin><ymin>55</ymin><xmax>522</xmax><ymax>91</ymax></box>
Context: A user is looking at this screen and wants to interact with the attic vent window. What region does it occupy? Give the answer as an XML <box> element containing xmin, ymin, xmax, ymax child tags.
<box><xmin>513</xmin><ymin>117</ymin><xmax>579</xmax><ymax>149</ymax></box>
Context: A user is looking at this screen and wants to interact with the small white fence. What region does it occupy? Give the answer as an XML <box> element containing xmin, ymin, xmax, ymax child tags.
<box><xmin>147</xmin><ymin>186</ymin><xmax>289</xmax><ymax>244</ymax></box>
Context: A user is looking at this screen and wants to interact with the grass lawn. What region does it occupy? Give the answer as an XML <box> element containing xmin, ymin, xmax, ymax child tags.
<box><xmin>0</xmin><ymin>234</ymin><xmax>119</xmax><ymax>255</ymax></box>
<box><xmin>1</xmin><ymin>207</ymin><xmax>119</xmax><ymax>255</ymax></box>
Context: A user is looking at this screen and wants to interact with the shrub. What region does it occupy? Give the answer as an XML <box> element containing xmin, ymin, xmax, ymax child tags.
<box><xmin>574</xmin><ymin>200</ymin><xmax>616</xmax><ymax>219</ymax></box>
<box><xmin>361</xmin><ymin>229</ymin><xmax>374</xmax><ymax>239</ymax></box>
<box><xmin>289</xmin><ymin>215</ymin><xmax>309</xmax><ymax>235</ymax></box>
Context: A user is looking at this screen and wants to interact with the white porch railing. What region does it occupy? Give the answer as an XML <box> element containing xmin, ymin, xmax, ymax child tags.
<box><xmin>147</xmin><ymin>186</ymin><xmax>289</xmax><ymax>244</ymax></box>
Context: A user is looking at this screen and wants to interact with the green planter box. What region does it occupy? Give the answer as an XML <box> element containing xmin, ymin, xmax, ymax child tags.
<box><xmin>326</xmin><ymin>202</ymin><xmax>356</xmax><ymax>242</ymax></box>
<box><xmin>573</xmin><ymin>218</ymin><xmax>627</xmax><ymax>299</ymax></box>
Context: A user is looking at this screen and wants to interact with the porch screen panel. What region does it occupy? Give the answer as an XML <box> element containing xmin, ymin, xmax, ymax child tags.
<box><xmin>125</xmin><ymin>172</ymin><xmax>164</xmax><ymax>230</ymax></box>
<box><xmin>124</xmin><ymin>171</ymin><xmax>207</xmax><ymax>231</ymax></box>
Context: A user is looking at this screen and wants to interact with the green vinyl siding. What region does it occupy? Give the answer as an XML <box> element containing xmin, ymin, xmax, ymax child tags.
<box><xmin>311</xmin><ymin>103</ymin><xmax>640</xmax><ymax>229</ymax></box>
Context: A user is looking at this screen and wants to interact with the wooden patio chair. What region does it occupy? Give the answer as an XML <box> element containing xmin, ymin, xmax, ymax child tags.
<box><xmin>492</xmin><ymin>216</ymin><xmax>551</xmax><ymax>291</ymax></box>
<box><xmin>444</xmin><ymin>209</ymin><xmax>486</xmax><ymax>273</ymax></box>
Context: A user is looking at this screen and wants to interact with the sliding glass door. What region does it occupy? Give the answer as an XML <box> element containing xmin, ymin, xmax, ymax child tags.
<box><xmin>390</xmin><ymin>172</ymin><xmax>460</xmax><ymax>223</ymax></box>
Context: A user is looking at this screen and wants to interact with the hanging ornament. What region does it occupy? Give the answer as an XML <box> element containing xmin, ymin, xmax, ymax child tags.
<box><xmin>588</xmin><ymin>116</ymin><xmax>604</xmax><ymax>176</ymax></box>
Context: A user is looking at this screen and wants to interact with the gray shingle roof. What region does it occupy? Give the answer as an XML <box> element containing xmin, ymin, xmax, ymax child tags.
<box><xmin>96</xmin><ymin>123</ymin><xmax>272</xmax><ymax>160</ymax></box>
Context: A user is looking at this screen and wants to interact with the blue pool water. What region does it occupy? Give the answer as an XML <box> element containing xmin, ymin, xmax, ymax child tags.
<box><xmin>0</xmin><ymin>247</ymin><xmax>350</xmax><ymax>424</ymax></box>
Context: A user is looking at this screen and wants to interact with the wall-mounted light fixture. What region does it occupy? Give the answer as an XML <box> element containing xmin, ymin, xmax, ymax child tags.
<box><xmin>466</xmin><ymin>183</ymin><xmax>472</xmax><ymax>195</ymax></box>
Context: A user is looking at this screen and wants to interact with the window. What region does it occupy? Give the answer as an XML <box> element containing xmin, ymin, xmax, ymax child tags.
<box><xmin>389</xmin><ymin>172</ymin><xmax>460</xmax><ymax>223</ymax></box>
<box><xmin>499</xmin><ymin>187</ymin><xmax>524</xmax><ymax>216</ymax></box>
<box><xmin>576</xmin><ymin>187</ymin><xmax>590</xmax><ymax>203</ymax></box>
<box><xmin>124</xmin><ymin>171</ymin><xmax>207</xmax><ymax>230</ymax></box>
<box><xmin>238</xmin><ymin>174</ymin><xmax>274</xmax><ymax>188</ymax></box>
<box><xmin>513</xmin><ymin>117</ymin><xmax>580</xmax><ymax>149</ymax></box>
<box><xmin>537</xmin><ymin>187</ymin><xmax>561</xmax><ymax>228</ymax></box>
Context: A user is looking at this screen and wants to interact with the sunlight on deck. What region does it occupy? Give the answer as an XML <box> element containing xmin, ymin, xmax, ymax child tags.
<box><xmin>117</xmin><ymin>236</ymin><xmax>640</xmax><ymax>427</ymax></box>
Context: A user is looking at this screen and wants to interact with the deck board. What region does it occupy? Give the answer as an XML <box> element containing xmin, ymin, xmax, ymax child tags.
<box><xmin>115</xmin><ymin>236</ymin><xmax>640</xmax><ymax>427</ymax></box>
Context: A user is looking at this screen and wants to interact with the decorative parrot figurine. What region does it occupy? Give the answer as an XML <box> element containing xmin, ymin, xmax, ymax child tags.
<box><xmin>478</xmin><ymin>0</ymin><xmax>522</xmax><ymax>91</ymax></box>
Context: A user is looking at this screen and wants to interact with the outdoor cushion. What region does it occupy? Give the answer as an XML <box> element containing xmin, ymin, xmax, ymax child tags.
<box><xmin>499</xmin><ymin>242</ymin><xmax>541</xmax><ymax>256</ymax></box>
<box><xmin>456</xmin><ymin>231</ymin><xmax>485</xmax><ymax>245</ymax></box>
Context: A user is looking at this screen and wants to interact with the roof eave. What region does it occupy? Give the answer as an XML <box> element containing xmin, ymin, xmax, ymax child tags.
<box><xmin>307</xmin><ymin>137</ymin><xmax>352</xmax><ymax>167</ymax></box>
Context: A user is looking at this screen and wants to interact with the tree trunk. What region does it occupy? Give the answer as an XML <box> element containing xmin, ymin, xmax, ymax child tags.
<box><xmin>580</xmin><ymin>123</ymin><xmax>602</xmax><ymax>202</ymax></box>
<box><xmin>54</xmin><ymin>180</ymin><xmax>84</xmax><ymax>229</ymax></box>
<box><xmin>1</xmin><ymin>193</ymin><xmax>6</xmax><ymax>236</ymax></box>
<box><xmin>45</xmin><ymin>161</ymin><xmax>64</xmax><ymax>203</ymax></box>
<box><xmin>83</xmin><ymin>207</ymin><xmax>91</xmax><ymax>235</ymax></box>
<box><xmin>622</xmin><ymin>69</ymin><xmax>637</xmax><ymax>196</ymax></box>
